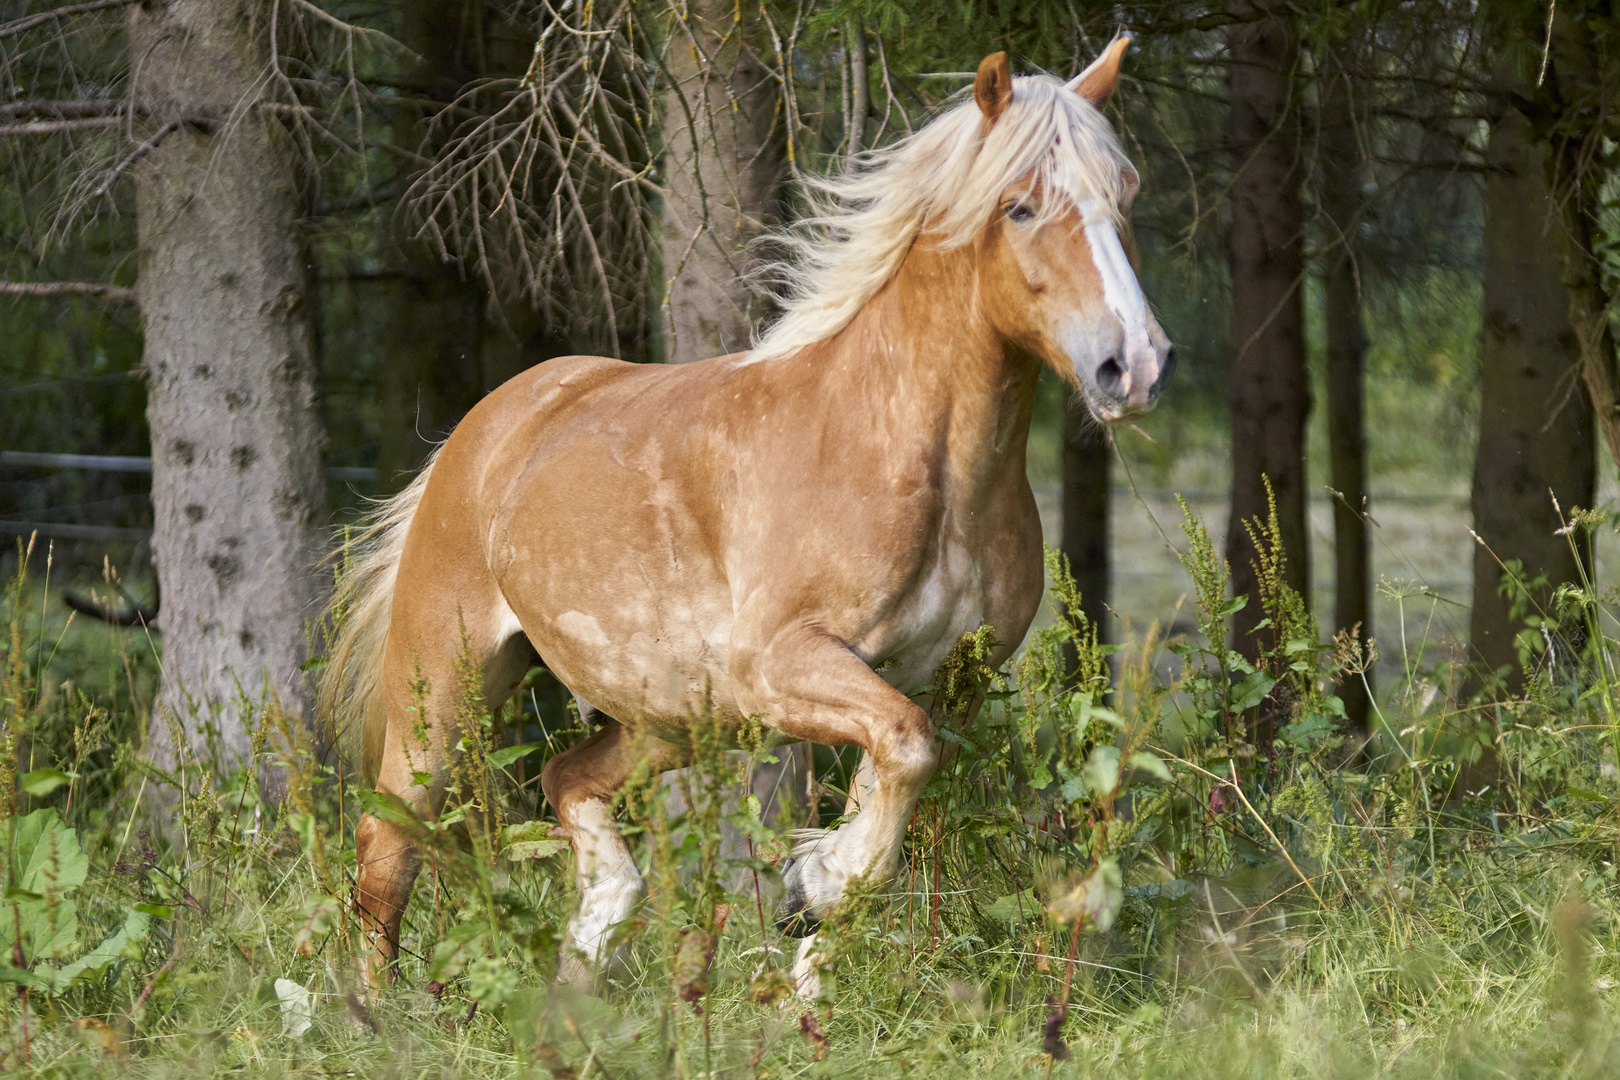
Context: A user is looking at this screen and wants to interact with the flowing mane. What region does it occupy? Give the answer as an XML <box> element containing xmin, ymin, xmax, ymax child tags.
<box><xmin>750</xmin><ymin>73</ymin><xmax>1134</xmax><ymax>363</ymax></box>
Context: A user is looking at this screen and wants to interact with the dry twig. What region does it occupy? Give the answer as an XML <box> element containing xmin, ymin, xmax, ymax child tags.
<box><xmin>0</xmin><ymin>0</ymin><xmax>140</xmax><ymax>41</ymax></box>
<box><xmin>0</xmin><ymin>280</ymin><xmax>135</xmax><ymax>302</ymax></box>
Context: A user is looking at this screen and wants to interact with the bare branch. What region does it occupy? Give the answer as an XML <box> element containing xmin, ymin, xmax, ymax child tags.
<box><xmin>0</xmin><ymin>116</ymin><xmax>120</xmax><ymax>136</ymax></box>
<box><xmin>0</xmin><ymin>99</ymin><xmax>122</xmax><ymax>120</ymax></box>
<box><xmin>94</xmin><ymin>119</ymin><xmax>185</xmax><ymax>195</ymax></box>
<box><xmin>0</xmin><ymin>0</ymin><xmax>140</xmax><ymax>41</ymax></box>
<box><xmin>0</xmin><ymin>280</ymin><xmax>137</xmax><ymax>303</ymax></box>
<box><xmin>61</xmin><ymin>587</ymin><xmax>157</xmax><ymax>627</ymax></box>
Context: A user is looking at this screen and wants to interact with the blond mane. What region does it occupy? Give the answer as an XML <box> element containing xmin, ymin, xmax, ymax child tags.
<box><xmin>749</xmin><ymin>73</ymin><xmax>1134</xmax><ymax>363</ymax></box>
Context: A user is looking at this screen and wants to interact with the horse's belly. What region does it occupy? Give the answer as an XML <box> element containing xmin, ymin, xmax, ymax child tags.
<box><xmin>516</xmin><ymin>585</ymin><xmax>739</xmax><ymax>729</ymax></box>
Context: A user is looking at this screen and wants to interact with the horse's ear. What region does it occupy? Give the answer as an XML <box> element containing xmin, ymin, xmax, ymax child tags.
<box><xmin>1069</xmin><ymin>35</ymin><xmax>1130</xmax><ymax>106</ymax></box>
<box><xmin>974</xmin><ymin>52</ymin><xmax>1012</xmax><ymax>124</ymax></box>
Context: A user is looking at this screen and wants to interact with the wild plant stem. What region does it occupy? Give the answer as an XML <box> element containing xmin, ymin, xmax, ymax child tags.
<box><xmin>1058</xmin><ymin>915</ymin><xmax>1083</xmax><ymax>1017</ymax></box>
<box><xmin>131</xmin><ymin>930</ymin><xmax>182</xmax><ymax>1019</ymax></box>
<box><xmin>747</xmin><ymin>837</ymin><xmax>768</xmax><ymax>947</ymax></box>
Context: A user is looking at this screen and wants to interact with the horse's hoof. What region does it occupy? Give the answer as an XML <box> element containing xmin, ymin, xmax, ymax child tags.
<box><xmin>775</xmin><ymin>908</ymin><xmax>822</xmax><ymax>938</ymax></box>
<box><xmin>775</xmin><ymin>869</ymin><xmax>823</xmax><ymax>937</ymax></box>
<box><xmin>557</xmin><ymin>953</ymin><xmax>598</xmax><ymax>993</ymax></box>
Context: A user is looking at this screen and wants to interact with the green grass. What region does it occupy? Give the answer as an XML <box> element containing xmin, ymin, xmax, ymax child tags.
<box><xmin>2</xmin><ymin>503</ymin><xmax>1619</xmax><ymax>1079</ymax></box>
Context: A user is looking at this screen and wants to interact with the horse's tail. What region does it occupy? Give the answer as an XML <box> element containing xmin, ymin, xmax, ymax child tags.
<box><xmin>317</xmin><ymin>447</ymin><xmax>441</xmax><ymax>785</ymax></box>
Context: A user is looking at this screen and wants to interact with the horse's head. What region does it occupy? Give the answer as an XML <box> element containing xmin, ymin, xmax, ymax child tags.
<box><xmin>971</xmin><ymin>44</ymin><xmax>1174</xmax><ymax>423</ymax></box>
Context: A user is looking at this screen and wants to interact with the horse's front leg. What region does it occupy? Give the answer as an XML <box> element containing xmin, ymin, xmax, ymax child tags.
<box><xmin>541</xmin><ymin>718</ymin><xmax>690</xmax><ymax>989</ymax></box>
<box><xmin>730</xmin><ymin>619</ymin><xmax>941</xmax><ymax>959</ymax></box>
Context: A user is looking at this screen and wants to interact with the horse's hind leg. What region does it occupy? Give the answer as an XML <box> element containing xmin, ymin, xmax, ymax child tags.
<box><xmin>541</xmin><ymin>719</ymin><xmax>689</xmax><ymax>988</ymax></box>
<box><xmin>354</xmin><ymin>593</ymin><xmax>533</xmax><ymax>989</ymax></box>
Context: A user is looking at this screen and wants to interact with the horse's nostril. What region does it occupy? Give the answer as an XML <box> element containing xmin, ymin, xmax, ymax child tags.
<box><xmin>1096</xmin><ymin>356</ymin><xmax>1127</xmax><ymax>401</ymax></box>
<box><xmin>1152</xmin><ymin>346</ymin><xmax>1178</xmax><ymax>397</ymax></box>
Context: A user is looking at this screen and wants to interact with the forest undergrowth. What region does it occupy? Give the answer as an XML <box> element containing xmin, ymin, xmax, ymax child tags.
<box><xmin>3</xmin><ymin>494</ymin><xmax>1620</xmax><ymax>1078</ymax></box>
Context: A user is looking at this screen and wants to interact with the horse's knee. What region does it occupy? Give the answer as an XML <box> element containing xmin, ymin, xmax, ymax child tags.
<box><xmin>871</xmin><ymin>707</ymin><xmax>938</xmax><ymax>787</ymax></box>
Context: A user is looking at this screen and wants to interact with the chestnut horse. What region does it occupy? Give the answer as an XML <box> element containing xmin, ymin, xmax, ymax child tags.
<box><xmin>321</xmin><ymin>40</ymin><xmax>1173</xmax><ymax>991</ymax></box>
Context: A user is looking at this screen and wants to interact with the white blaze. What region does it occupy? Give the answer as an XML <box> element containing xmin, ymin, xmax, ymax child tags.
<box><xmin>1080</xmin><ymin>202</ymin><xmax>1155</xmax><ymax>389</ymax></box>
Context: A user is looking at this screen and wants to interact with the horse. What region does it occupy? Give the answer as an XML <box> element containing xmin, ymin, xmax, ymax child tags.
<box><xmin>321</xmin><ymin>39</ymin><xmax>1173</xmax><ymax>992</ymax></box>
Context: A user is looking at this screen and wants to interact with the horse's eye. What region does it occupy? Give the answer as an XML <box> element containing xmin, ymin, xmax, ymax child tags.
<box><xmin>1005</xmin><ymin>203</ymin><xmax>1035</xmax><ymax>224</ymax></box>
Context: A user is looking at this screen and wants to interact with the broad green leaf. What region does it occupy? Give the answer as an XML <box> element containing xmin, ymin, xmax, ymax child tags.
<box><xmin>291</xmin><ymin>896</ymin><xmax>341</xmax><ymax>957</ymax></box>
<box><xmin>1281</xmin><ymin>711</ymin><xmax>1336</xmax><ymax>748</ymax></box>
<box><xmin>1069</xmin><ymin>691</ymin><xmax>1124</xmax><ymax>730</ymax></box>
<box><xmin>19</xmin><ymin>769</ymin><xmax>71</xmax><ymax>797</ymax></box>
<box><xmin>44</xmin><ymin>909</ymin><xmax>151</xmax><ymax>991</ymax></box>
<box><xmin>429</xmin><ymin>919</ymin><xmax>494</xmax><ymax>982</ymax></box>
<box><xmin>0</xmin><ymin>895</ymin><xmax>78</xmax><ymax>964</ymax></box>
<box><xmin>487</xmin><ymin>743</ymin><xmax>543</xmax><ymax>769</ymax></box>
<box><xmin>0</xmin><ymin>963</ymin><xmax>45</xmax><ymax>989</ymax></box>
<box><xmin>1128</xmin><ymin>751</ymin><xmax>1172</xmax><ymax>782</ymax></box>
<box><xmin>0</xmin><ymin>810</ymin><xmax>88</xmax><ymax>965</ymax></box>
<box><xmin>13</xmin><ymin>809</ymin><xmax>88</xmax><ymax>893</ymax></box>
<box><xmin>1219</xmin><ymin>595</ymin><xmax>1248</xmax><ymax>617</ymax></box>
<box><xmin>1046</xmin><ymin>858</ymin><xmax>1123</xmax><ymax>931</ymax></box>
<box><xmin>506</xmin><ymin>840</ymin><xmax>568</xmax><ymax>860</ymax></box>
<box><xmin>468</xmin><ymin>955</ymin><xmax>519</xmax><ymax>1010</ymax></box>
<box><xmin>1230</xmin><ymin>671</ymin><xmax>1278</xmax><ymax>713</ymax></box>
<box><xmin>984</xmin><ymin>889</ymin><xmax>1037</xmax><ymax>923</ymax></box>
<box><xmin>355</xmin><ymin>788</ymin><xmax>424</xmax><ymax>828</ymax></box>
<box><xmin>503</xmin><ymin>821</ymin><xmax>569</xmax><ymax>861</ymax></box>
<box><xmin>1082</xmin><ymin>746</ymin><xmax>1121</xmax><ymax>800</ymax></box>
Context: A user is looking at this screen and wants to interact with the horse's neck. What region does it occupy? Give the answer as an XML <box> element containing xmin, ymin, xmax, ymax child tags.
<box><xmin>832</xmin><ymin>244</ymin><xmax>1040</xmax><ymax>501</ymax></box>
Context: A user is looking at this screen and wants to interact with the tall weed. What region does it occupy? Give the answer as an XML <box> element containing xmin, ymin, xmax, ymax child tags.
<box><xmin>0</xmin><ymin>511</ymin><xmax>1616</xmax><ymax>1076</ymax></box>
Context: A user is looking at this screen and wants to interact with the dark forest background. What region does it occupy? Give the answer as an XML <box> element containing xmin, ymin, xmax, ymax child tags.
<box><xmin>1</xmin><ymin>0</ymin><xmax>1616</xmax><ymax>759</ymax></box>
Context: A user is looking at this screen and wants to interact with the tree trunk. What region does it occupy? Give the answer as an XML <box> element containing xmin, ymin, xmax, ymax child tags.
<box><xmin>1468</xmin><ymin>108</ymin><xmax>1595</xmax><ymax>691</ymax></box>
<box><xmin>1538</xmin><ymin>10</ymin><xmax>1620</xmax><ymax>474</ymax></box>
<box><xmin>1061</xmin><ymin>393</ymin><xmax>1110</xmax><ymax>640</ymax></box>
<box><xmin>658</xmin><ymin>0</ymin><xmax>802</xmax><ymax>815</ymax></box>
<box><xmin>1319</xmin><ymin>41</ymin><xmax>1370</xmax><ymax>733</ymax></box>
<box><xmin>1225</xmin><ymin>0</ymin><xmax>1309</xmax><ymax>676</ymax></box>
<box><xmin>130</xmin><ymin>0</ymin><xmax>326</xmax><ymax>774</ymax></box>
<box><xmin>845</xmin><ymin>18</ymin><xmax>868</xmax><ymax>161</ymax></box>
<box><xmin>658</xmin><ymin>0</ymin><xmax>785</xmax><ymax>363</ymax></box>
<box><xmin>378</xmin><ymin>0</ymin><xmax>486</xmax><ymax>488</ymax></box>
